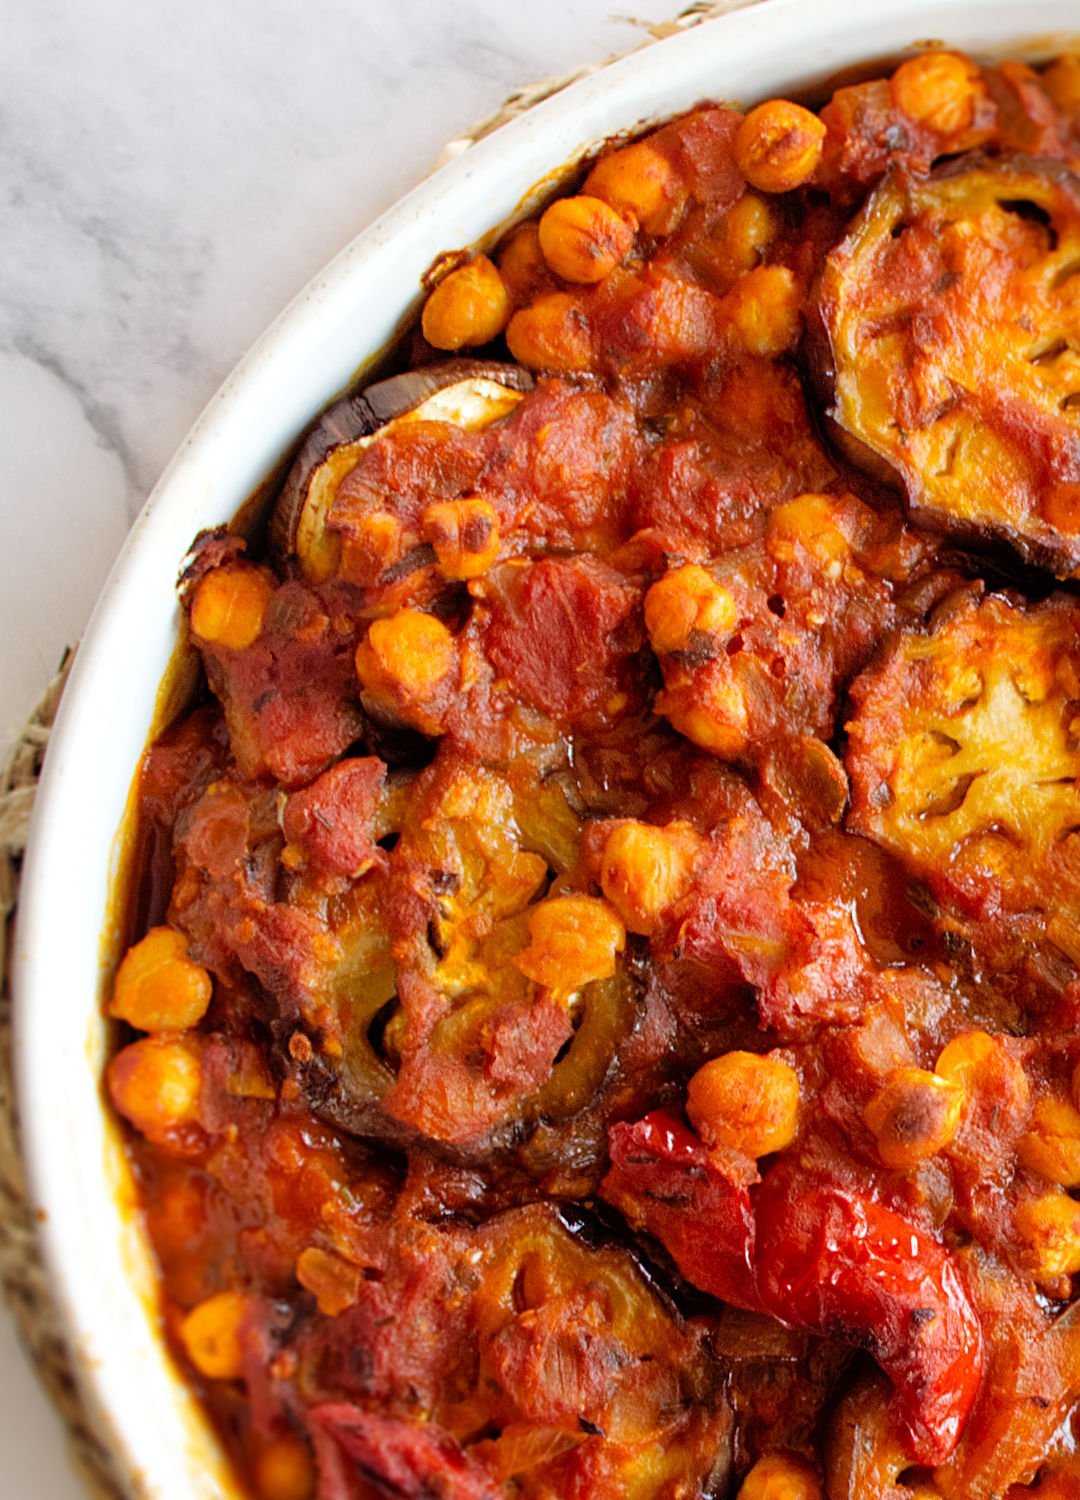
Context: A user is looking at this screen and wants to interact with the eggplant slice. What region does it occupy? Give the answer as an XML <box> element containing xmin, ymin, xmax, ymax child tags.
<box><xmin>270</xmin><ymin>359</ymin><xmax>533</xmax><ymax>581</ymax></box>
<box><xmin>819</xmin><ymin>156</ymin><xmax>1080</xmax><ymax>575</ymax></box>
<box><xmin>844</xmin><ymin>587</ymin><xmax>1080</xmax><ymax>968</ymax></box>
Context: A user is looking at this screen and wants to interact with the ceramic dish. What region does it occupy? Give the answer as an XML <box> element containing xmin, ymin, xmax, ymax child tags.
<box><xmin>15</xmin><ymin>0</ymin><xmax>1080</xmax><ymax>1495</ymax></box>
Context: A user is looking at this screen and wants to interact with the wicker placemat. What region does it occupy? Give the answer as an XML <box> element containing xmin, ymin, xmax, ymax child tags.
<box><xmin>0</xmin><ymin>652</ymin><xmax>129</xmax><ymax>1499</ymax></box>
<box><xmin>0</xmin><ymin>4</ymin><xmax>760</xmax><ymax>1495</ymax></box>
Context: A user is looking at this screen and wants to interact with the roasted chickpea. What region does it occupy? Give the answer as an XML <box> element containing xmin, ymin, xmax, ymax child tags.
<box><xmin>584</xmin><ymin>140</ymin><xmax>683</xmax><ymax>235</ymax></box>
<box><xmin>506</xmin><ymin>291</ymin><xmax>593</xmax><ymax>372</ymax></box>
<box><xmin>662</xmin><ymin>678</ymin><xmax>750</xmax><ymax>760</ymax></box>
<box><xmin>645</xmin><ymin>565</ymin><xmax>738</xmax><ymax>656</ymax></box>
<box><xmin>722</xmin><ymin>264</ymin><xmax>801</xmax><ymax>356</ymax></box>
<box><xmin>179</xmin><ymin>1290</ymin><xmax>251</xmax><ymax>1380</ymax></box>
<box><xmin>254</xmin><ymin>1437</ymin><xmax>316</xmax><ymax>1500</ymax></box>
<box><xmin>715</xmin><ymin>193</ymin><xmax>777</xmax><ymax>273</ymax></box>
<box><xmin>514</xmin><ymin>894</ymin><xmax>626</xmax><ymax>992</ymax></box>
<box><xmin>737</xmin><ymin>1452</ymin><xmax>824</xmax><ymax>1500</ymax></box>
<box><xmin>734</xmin><ymin>100</ymin><xmax>826</xmax><ymax>193</ymax></box>
<box><xmin>421</xmin><ymin>255</ymin><xmax>511</xmax><ymax>350</ymax></box>
<box><xmin>496</xmin><ymin>221</ymin><xmax>550</xmax><ymax>302</ymax></box>
<box><xmin>864</xmin><ymin>1067</ymin><xmax>965</xmax><ymax>1170</ymax></box>
<box><xmin>295</xmin><ymin>1246</ymin><xmax>362</xmax><ymax>1317</ymax></box>
<box><xmin>338</xmin><ymin>512</ymin><xmax>403</xmax><ymax>588</ymax></box>
<box><xmin>891</xmin><ymin>50</ymin><xmax>985</xmax><ymax>135</ymax></box>
<box><xmin>1019</xmin><ymin>1096</ymin><xmax>1080</xmax><ymax>1186</ymax></box>
<box><xmin>766</xmin><ymin>492</ymin><xmax>853</xmax><ymax>572</ymax></box>
<box><xmin>1043</xmin><ymin>54</ymin><xmax>1080</xmax><ymax>114</ymax></box>
<box><xmin>422</xmin><ymin>497</ymin><xmax>500</xmax><ymax>580</ymax></box>
<box><xmin>1015</xmin><ymin>1191</ymin><xmax>1080</xmax><ymax>1288</ymax></box>
<box><xmin>354</xmin><ymin>608</ymin><xmax>455</xmax><ymax>730</ymax></box>
<box><xmin>687</xmin><ymin>1051</ymin><xmax>800</xmax><ymax>1159</ymax></box>
<box><xmin>190</xmin><ymin>563</ymin><xmax>272</xmax><ymax>651</ymax></box>
<box><xmin>599</xmin><ymin>820</ymin><xmax>702</xmax><ymax>935</ymax></box>
<box><xmin>107</xmin><ymin>1036</ymin><xmax>203</xmax><ymax>1147</ymax></box>
<box><xmin>935</xmin><ymin>1029</ymin><xmax>1031</xmax><ymax>1123</ymax></box>
<box><xmin>109</xmin><ymin>926</ymin><xmax>212</xmax><ymax>1033</ymax></box>
<box><xmin>537</xmin><ymin>195</ymin><xmax>634</xmax><ymax>283</ymax></box>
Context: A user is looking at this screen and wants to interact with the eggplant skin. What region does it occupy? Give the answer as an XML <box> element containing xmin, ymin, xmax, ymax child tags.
<box><xmin>819</xmin><ymin>156</ymin><xmax>1080</xmax><ymax>577</ymax></box>
<box><xmin>269</xmin><ymin>359</ymin><xmax>532</xmax><ymax>577</ymax></box>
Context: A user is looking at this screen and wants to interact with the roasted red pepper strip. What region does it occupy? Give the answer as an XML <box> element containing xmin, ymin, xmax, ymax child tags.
<box><xmin>755</xmin><ymin>1167</ymin><xmax>984</xmax><ymax>1464</ymax></box>
<box><xmin>600</xmin><ymin>1109</ymin><xmax>759</xmax><ymax>1311</ymax></box>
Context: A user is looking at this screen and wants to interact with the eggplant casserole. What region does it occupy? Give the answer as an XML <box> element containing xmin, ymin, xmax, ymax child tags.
<box><xmin>106</xmin><ymin>49</ymin><xmax>1080</xmax><ymax>1500</ymax></box>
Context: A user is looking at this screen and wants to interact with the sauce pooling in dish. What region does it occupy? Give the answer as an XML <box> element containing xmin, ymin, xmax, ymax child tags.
<box><xmin>108</xmin><ymin>49</ymin><xmax>1080</xmax><ymax>1500</ymax></box>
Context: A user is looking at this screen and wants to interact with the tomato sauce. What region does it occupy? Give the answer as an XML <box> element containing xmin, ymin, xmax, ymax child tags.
<box><xmin>106</xmin><ymin>49</ymin><xmax>1080</xmax><ymax>1500</ymax></box>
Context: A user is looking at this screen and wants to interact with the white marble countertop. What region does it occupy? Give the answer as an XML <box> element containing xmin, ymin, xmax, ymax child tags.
<box><xmin>2</xmin><ymin>0</ymin><xmax>690</xmax><ymax>1491</ymax></box>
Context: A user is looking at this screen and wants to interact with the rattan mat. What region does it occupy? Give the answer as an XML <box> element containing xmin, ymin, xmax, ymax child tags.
<box><xmin>0</xmin><ymin>3</ymin><xmax>760</xmax><ymax>1494</ymax></box>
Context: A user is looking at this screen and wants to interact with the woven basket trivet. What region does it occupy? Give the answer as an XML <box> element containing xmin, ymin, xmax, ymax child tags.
<box><xmin>0</xmin><ymin>651</ymin><xmax>128</xmax><ymax>1499</ymax></box>
<box><xmin>0</xmin><ymin>3</ymin><xmax>762</xmax><ymax>1494</ymax></box>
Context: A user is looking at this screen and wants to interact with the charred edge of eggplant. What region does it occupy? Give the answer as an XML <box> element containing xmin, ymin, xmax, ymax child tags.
<box><xmin>268</xmin><ymin>359</ymin><xmax>534</xmax><ymax>563</ymax></box>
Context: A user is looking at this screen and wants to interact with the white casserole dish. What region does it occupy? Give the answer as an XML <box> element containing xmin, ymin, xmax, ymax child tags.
<box><xmin>15</xmin><ymin>0</ymin><xmax>1080</xmax><ymax>1493</ymax></box>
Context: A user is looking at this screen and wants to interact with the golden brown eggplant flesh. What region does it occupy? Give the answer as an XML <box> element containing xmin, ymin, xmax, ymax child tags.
<box><xmin>270</xmin><ymin>359</ymin><xmax>532</xmax><ymax>581</ymax></box>
<box><xmin>819</xmin><ymin>156</ymin><xmax>1080</xmax><ymax>576</ymax></box>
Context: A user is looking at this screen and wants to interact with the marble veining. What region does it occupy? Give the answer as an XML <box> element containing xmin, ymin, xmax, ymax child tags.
<box><xmin>1</xmin><ymin>0</ymin><xmax>686</xmax><ymax>1492</ymax></box>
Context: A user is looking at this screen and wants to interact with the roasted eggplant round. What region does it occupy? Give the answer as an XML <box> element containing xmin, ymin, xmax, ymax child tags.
<box><xmin>819</xmin><ymin>156</ymin><xmax>1080</xmax><ymax>574</ymax></box>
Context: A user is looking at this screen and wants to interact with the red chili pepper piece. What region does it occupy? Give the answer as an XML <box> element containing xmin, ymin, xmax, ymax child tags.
<box><xmin>600</xmin><ymin>1108</ymin><xmax>759</xmax><ymax>1311</ymax></box>
<box><xmin>755</xmin><ymin>1167</ymin><xmax>984</xmax><ymax>1464</ymax></box>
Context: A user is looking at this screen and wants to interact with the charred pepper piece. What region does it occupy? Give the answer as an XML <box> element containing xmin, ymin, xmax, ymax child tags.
<box><xmin>600</xmin><ymin>1109</ymin><xmax>760</xmax><ymax>1311</ymax></box>
<box><xmin>755</xmin><ymin>1168</ymin><xmax>983</xmax><ymax>1465</ymax></box>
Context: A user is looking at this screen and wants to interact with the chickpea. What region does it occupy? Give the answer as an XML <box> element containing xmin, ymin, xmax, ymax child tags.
<box><xmin>645</xmin><ymin>565</ymin><xmax>738</xmax><ymax>656</ymax></box>
<box><xmin>422</xmin><ymin>498</ymin><xmax>500</xmax><ymax>580</ymax></box>
<box><xmin>109</xmin><ymin>926</ymin><xmax>212</xmax><ymax>1033</ymax></box>
<box><xmin>107</xmin><ymin>1036</ymin><xmax>203</xmax><ymax>1147</ymax></box>
<box><xmin>864</xmin><ymin>1067</ymin><xmax>965</xmax><ymax>1170</ymax></box>
<box><xmin>190</xmin><ymin>563</ymin><xmax>272</xmax><ymax>651</ymax></box>
<box><xmin>506</xmin><ymin>291</ymin><xmax>593</xmax><ymax>372</ymax></box>
<box><xmin>891</xmin><ymin>51</ymin><xmax>985</xmax><ymax>136</ymax></box>
<box><xmin>716</xmin><ymin>193</ymin><xmax>777</xmax><ymax>273</ymax></box>
<box><xmin>584</xmin><ymin>140</ymin><xmax>683</xmax><ymax>235</ymax></box>
<box><xmin>737</xmin><ymin>1452</ymin><xmax>824</xmax><ymax>1500</ymax></box>
<box><xmin>295</xmin><ymin>1246</ymin><xmax>361</xmax><ymax>1317</ymax></box>
<box><xmin>660</xmin><ymin>678</ymin><xmax>750</xmax><ymax>760</ymax></box>
<box><xmin>1020</xmin><ymin>1097</ymin><xmax>1080</xmax><ymax>1186</ymax></box>
<box><xmin>354</xmin><ymin>608</ymin><xmax>455</xmax><ymax>726</ymax></box>
<box><xmin>935</xmin><ymin>1030</ymin><xmax>1031</xmax><ymax>1122</ymax></box>
<box><xmin>687</xmin><ymin>1051</ymin><xmax>800</xmax><ymax>1159</ymax></box>
<box><xmin>538</xmin><ymin>195</ymin><xmax>634</xmax><ymax>284</ymax></box>
<box><xmin>1044</xmin><ymin>54</ymin><xmax>1080</xmax><ymax>114</ymax></box>
<box><xmin>254</xmin><ymin>1436</ymin><xmax>316</xmax><ymax>1500</ymax></box>
<box><xmin>421</xmin><ymin>255</ymin><xmax>510</xmax><ymax>351</ymax></box>
<box><xmin>338</xmin><ymin>512</ymin><xmax>403</xmax><ymax>588</ymax></box>
<box><xmin>1015</xmin><ymin>1192</ymin><xmax>1080</xmax><ymax>1287</ymax></box>
<box><xmin>734</xmin><ymin>100</ymin><xmax>826</xmax><ymax>194</ymax></box>
<box><xmin>496</xmin><ymin>221</ymin><xmax>550</xmax><ymax>303</ymax></box>
<box><xmin>599</xmin><ymin>820</ymin><xmax>702</xmax><ymax>935</ymax></box>
<box><xmin>179</xmin><ymin>1289</ymin><xmax>251</xmax><ymax>1380</ymax></box>
<box><xmin>766</xmin><ymin>493</ymin><xmax>852</xmax><ymax>572</ymax></box>
<box><xmin>722</xmin><ymin>264</ymin><xmax>801</xmax><ymax>357</ymax></box>
<box><xmin>514</xmin><ymin>894</ymin><xmax>626</xmax><ymax>992</ymax></box>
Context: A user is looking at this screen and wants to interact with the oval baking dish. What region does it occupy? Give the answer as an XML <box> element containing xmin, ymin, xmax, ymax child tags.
<box><xmin>15</xmin><ymin>1</ymin><xmax>1080</xmax><ymax>1496</ymax></box>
